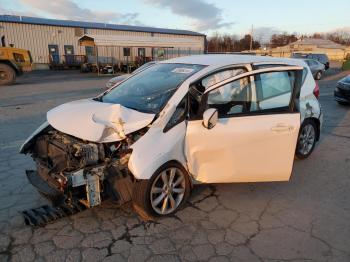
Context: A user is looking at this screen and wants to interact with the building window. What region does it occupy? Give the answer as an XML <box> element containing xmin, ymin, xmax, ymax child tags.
<box><xmin>123</xmin><ymin>48</ymin><xmax>131</xmax><ymax>56</ymax></box>
<box><xmin>85</xmin><ymin>46</ymin><xmax>95</xmax><ymax>56</ymax></box>
<box><xmin>64</xmin><ymin>45</ymin><xmax>74</xmax><ymax>55</ymax></box>
<box><xmin>157</xmin><ymin>48</ymin><xmax>165</xmax><ymax>59</ymax></box>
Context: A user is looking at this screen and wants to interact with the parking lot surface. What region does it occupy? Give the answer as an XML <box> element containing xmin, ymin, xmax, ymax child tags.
<box><xmin>0</xmin><ymin>69</ymin><xmax>349</xmax><ymax>262</ymax></box>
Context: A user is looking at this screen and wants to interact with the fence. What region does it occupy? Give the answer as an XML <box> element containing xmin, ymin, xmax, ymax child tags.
<box><xmin>49</xmin><ymin>55</ymin><xmax>87</xmax><ymax>69</ymax></box>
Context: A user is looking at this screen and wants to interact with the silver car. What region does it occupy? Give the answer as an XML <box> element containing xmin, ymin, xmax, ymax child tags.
<box><xmin>304</xmin><ymin>59</ymin><xmax>325</xmax><ymax>80</ymax></box>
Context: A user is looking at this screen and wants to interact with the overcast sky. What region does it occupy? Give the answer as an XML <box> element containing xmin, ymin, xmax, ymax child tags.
<box><xmin>1</xmin><ymin>0</ymin><xmax>349</xmax><ymax>41</ymax></box>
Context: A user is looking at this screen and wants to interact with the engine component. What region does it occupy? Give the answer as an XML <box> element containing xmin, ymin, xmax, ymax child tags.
<box><xmin>85</xmin><ymin>174</ymin><xmax>101</xmax><ymax>207</ymax></box>
<box><xmin>68</xmin><ymin>165</ymin><xmax>105</xmax><ymax>208</ymax></box>
<box><xmin>21</xmin><ymin>126</ymin><xmax>148</xmax><ymax>226</ymax></box>
<box><xmin>33</xmin><ymin>131</ymin><xmax>105</xmax><ymax>174</ymax></box>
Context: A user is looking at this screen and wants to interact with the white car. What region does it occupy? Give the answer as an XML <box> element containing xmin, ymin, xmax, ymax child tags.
<box><xmin>21</xmin><ymin>55</ymin><xmax>322</xmax><ymax>217</ymax></box>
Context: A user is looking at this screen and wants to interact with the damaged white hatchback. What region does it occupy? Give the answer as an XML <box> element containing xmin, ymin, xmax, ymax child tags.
<box><xmin>20</xmin><ymin>55</ymin><xmax>323</xmax><ymax>218</ymax></box>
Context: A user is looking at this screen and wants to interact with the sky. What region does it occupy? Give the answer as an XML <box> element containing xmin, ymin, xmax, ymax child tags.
<box><xmin>1</xmin><ymin>0</ymin><xmax>349</xmax><ymax>42</ymax></box>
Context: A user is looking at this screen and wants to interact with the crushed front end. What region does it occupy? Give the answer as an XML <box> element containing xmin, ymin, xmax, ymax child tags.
<box><xmin>21</xmin><ymin>124</ymin><xmax>147</xmax><ymax>225</ymax></box>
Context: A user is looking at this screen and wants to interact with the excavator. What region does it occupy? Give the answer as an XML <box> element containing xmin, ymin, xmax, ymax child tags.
<box><xmin>0</xmin><ymin>36</ymin><xmax>32</xmax><ymax>85</ymax></box>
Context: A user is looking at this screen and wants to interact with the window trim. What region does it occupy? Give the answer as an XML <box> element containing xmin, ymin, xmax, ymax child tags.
<box><xmin>189</xmin><ymin>64</ymin><xmax>251</xmax><ymax>91</ymax></box>
<box><xmin>205</xmin><ymin>66</ymin><xmax>302</xmax><ymax>93</ymax></box>
<box><xmin>255</xmin><ymin>70</ymin><xmax>296</xmax><ymax>102</ymax></box>
<box><xmin>198</xmin><ymin>67</ymin><xmax>303</xmax><ymax>119</ymax></box>
<box><xmin>187</xmin><ymin>64</ymin><xmax>251</xmax><ymax>120</ymax></box>
<box><xmin>252</xmin><ymin>63</ymin><xmax>309</xmax><ymax>85</ymax></box>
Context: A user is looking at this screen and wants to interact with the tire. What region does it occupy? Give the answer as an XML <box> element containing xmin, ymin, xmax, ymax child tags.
<box><xmin>296</xmin><ymin>119</ymin><xmax>317</xmax><ymax>159</ymax></box>
<box><xmin>337</xmin><ymin>101</ymin><xmax>349</xmax><ymax>106</ymax></box>
<box><xmin>0</xmin><ymin>63</ymin><xmax>16</xmax><ymax>86</ymax></box>
<box><xmin>132</xmin><ymin>161</ymin><xmax>191</xmax><ymax>219</ymax></box>
<box><xmin>315</xmin><ymin>71</ymin><xmax>322</xmax><ymax>80</ymax></box>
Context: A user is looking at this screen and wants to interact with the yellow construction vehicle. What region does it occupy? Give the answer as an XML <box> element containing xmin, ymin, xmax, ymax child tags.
<box><xmin>0</xmin><ymin>37</ymin><xmax>32</xmax><ymax>85</ymax></box>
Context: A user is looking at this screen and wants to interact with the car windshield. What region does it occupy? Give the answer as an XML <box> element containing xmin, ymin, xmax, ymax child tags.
<box><xmin>101</xmin><ymin>63</ymin><xmax>205</xmax><ymax>114</ymax></box>
<box><xmin>133</xmin><ymin>61</ymin><xmax>156</xmax><ymax>74</ymax></box>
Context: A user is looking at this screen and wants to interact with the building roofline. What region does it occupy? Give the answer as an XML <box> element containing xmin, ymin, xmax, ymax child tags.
<box><xmin>0</xmin><ymin>15</ymin><xmax>206</xmax><ymax>37</ymax></box>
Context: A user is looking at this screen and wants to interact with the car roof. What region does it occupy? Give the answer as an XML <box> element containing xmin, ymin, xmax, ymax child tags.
<box><xmin>304</xmin><ymin>58</ymin><xmax>317</xmax><ymax>62</ymax></box>
<box><xmin>160</xmin><ymin>54</ymin><xmax>306</xmax><ymax>67</ymax></box>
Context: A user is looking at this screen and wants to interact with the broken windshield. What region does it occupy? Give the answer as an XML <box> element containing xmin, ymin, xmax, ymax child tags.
<box><xmin>101</xmin><ymin>63</ymin><xmax>205</xmax><ymax>114</ymax></box>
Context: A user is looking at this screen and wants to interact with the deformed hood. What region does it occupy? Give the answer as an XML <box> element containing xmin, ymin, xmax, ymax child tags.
<box><xmin>47</xmin><ymin>99</ymin><xmax>155</xmax><ymax>142</ymax></box>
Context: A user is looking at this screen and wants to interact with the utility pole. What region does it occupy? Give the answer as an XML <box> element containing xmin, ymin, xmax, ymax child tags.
<box><xmin>250</xmin><ymin>24</ymin><xmax>254</xmax><ymax>51</ymax></box>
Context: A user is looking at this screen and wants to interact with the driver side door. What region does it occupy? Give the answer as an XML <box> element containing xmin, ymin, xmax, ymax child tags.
<box><xmin>185</xmin><ymin>66</ymin><xmax>303</xmax><ymax>183</ymax></box>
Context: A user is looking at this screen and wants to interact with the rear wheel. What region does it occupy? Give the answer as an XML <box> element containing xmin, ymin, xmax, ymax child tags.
<box><xmin>0</xmin><ymin>63</ymin><xmax>16</xmax><ymax>86</ymax></box>
<box><xmin>296</xmin><ymin>119</ymin><xmax>317</xmax><ymax>159</ymax></box>
<box><xmin>132</xmin><ymin>162</ymin><xmax>191</xmax><ymax>219</ymax></box>
<box><xmin>315</xmin><ymin>71</ymin><xmax>322</xmax><ymax>80</ymax></box>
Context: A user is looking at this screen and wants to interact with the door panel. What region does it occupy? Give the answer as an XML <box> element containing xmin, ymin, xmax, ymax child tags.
<box><xmin>185</xmin><ymin>66</ymin><xmax>303</xmax><ymax>184</ymax></box>
<box><xmin>185</xmin><ymin>113</ymin><xmax>300</xmax><ymax>183</ymax></box>
<box><xmin>64</xmin><ymin>45</ymin><xmax>74</xmax><ymax>65</ymax></box>
<box><xmin>48</xmin><ymin>45</ymin><xmax>59</xmax><ymax>64</ymax></box>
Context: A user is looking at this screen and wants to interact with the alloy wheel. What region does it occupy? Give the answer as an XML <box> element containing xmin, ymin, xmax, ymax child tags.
<box><xmin>298</xmin><ymin>123</ymin><xmax>316</xmax><ymax>156</ymax></box>
<box><xmin>150</xmin><ymin>167</ymin><xmax>186</xmax><ymax>215</ymax></box>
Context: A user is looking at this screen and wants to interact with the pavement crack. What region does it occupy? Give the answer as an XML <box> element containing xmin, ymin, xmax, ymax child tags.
<box><xmin>309</xmin><ymin>220</ymin><xmax>349</xmax><ymax>257</ymax></box>
<box><xmin>190</xmin><ymin>185</ymin><xmax>218</xmax><ymax>206</ymax></box>
<box><xmin>0</xmin><ymin>235</ymin><xmax>14</xmax><ymax>261</ymax></box>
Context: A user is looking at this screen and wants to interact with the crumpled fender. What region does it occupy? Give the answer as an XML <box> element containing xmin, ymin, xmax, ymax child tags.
<box><xmin>128</xmin><ymin>121</ymin><xmax>187</xmax><ymax>180</ymax></box>
<box><xmin>20</xmin><ymin>121</ymin><xmax>50</xmax><ymax>154</ymax></box>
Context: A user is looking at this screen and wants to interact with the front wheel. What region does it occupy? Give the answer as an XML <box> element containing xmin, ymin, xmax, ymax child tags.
<box><xmin>0</xmin><ymin>64</ymin><xmax>16</xmax><ymax>86</ymax></box>
<box><xmin>296</xmin><ymin>120</ymin><xmax>317</xmax><ymax>159</ymax></box>
<box><xmin>132</xmin><ymin>162</ymin><xmax>191</xmax><ymax>218</ymax></box>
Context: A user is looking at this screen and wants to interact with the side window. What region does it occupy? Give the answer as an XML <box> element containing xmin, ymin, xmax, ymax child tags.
<box><xmin>188</xmin><ymin>67</ymin><xmax>248</xmax><ymax>118</ymax></box>
<box><xmin>13</xmin><ymin>53</ymin><xmax>25</xmax><ymax>62</ymax></box>
<box><xmin>207</xmin><ymin>77</ymin><xmax>250</xmax><ymax>116</ymax></box>
<box><xmin>206</xmin><ymin>71</ymin><xmax>296</xmax><ymax>118</ymax></box>
<box><xmin>255</xmin><ymin>71</ymin><xmax>294</xmax><ymax>110</ymax></box>
<box><xmin>202</xmin><ymin>68</ymin><xmax>247</xmax><ymax>89</ymax></box>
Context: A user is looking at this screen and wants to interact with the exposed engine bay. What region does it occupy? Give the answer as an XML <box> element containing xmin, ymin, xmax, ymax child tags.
<box><xmin>24</xmin><ymin>125</ymin><xmax>148</xmax><ymax>212</ymax></box>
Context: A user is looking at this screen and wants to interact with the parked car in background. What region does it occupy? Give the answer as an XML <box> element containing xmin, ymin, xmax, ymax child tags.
<box><xmin>334</xmin><ymin>74</ymin><xmax>350</xmax><ymax>105</ymax></box>
<box><xmin>105</xmin><ymin>61</ymin><xmax>157</xmax><ymax>89</ymax></box>
<box><xmin>21</xmin><ymin>55</ymin><xmax>322</xmax><ymax>218</ymax></box>
<box><xmin>292</xmin><ymin>53</ymin><xmax>330</xmax><ymax>70</ymax></box>
<box><xmin>304</xmin><ymin>59</ymin><xmax>325</xmax><ymax>80</ymax></box>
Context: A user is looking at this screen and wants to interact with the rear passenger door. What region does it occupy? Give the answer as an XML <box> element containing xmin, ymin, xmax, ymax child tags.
<box><xmin>185</xmin><ymin>66</ymin><xmax>304</xmax><ymax>183</ymax></box>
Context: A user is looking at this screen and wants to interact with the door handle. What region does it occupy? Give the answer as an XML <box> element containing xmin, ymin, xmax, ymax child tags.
<box><xmin>271</xmin><ymin>125</ymin><xmax>294</xmax><ymax>132</ymax></box>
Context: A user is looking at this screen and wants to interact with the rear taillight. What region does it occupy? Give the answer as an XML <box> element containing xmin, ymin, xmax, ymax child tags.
<box><xmin>313</xmin><ymin>82</ymin><xmax>320</xmax><ymax>99</ymax></box>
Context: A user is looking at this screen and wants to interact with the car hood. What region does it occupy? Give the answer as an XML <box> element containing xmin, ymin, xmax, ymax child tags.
<box><xmin>47</xmin><ymin>99</ymin><xmax>155</xmax><ymax>143</ymax></box>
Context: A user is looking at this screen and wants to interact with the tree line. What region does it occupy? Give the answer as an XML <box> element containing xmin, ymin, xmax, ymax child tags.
<box><xmin>207</xmin><ymin>31</ymin><xmax>350</xmax><ymax>53</ymax></box>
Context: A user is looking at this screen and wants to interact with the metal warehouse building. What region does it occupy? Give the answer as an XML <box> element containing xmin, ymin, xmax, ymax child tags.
<box><xmin>0</xmin><ymin>15</ymin><xmax>206</xmax><ymax>70</ymax></box>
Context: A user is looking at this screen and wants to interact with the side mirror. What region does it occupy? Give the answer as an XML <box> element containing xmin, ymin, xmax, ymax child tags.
<box><xmin>203</xmin><ymin>108</ymin><xmax>218</xmax><ymax>129</ymax></box>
